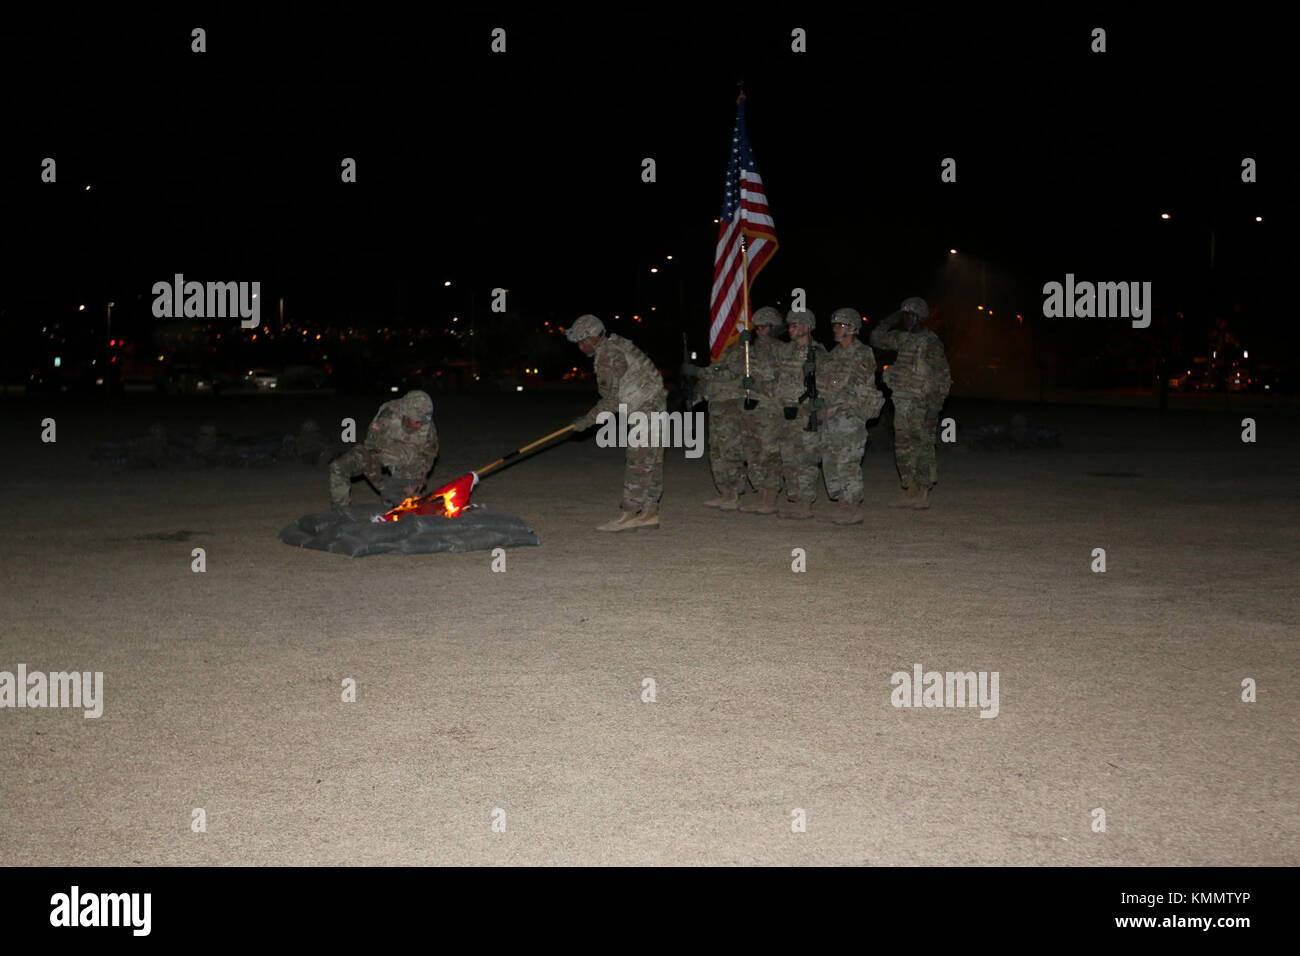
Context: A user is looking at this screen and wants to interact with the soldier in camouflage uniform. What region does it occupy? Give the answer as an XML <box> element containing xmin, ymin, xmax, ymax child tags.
<box><xmin>693</xmin><ymin>325</ymin><xmax>749</xmax><ymax>511</ymax></box>
<box><xmin>868</xmin><ymin>297</ymin><xmax>952</xmax><ymax>509</ymax></box>
<box><xmin>774</xmin><ymin>310</ymin><xmax>827</xmax><ymax>519</ymax></box>
<box><xmin>567</xmin><ymin>314</ymin><xmax>667</xmax><ymax>532</ymax></box>
<box><xmin>737</xmin><ymin>306</ymin><xmax>786</xmax><ymax>515</ymax></box>
<box><xmin>328</xmin><ymin>390</ymin><xmax>438</xmax><ymax>508</ymax></box>
<box><xmin>818</xmin><ymin>308</ymin><xmax>886</xmax><ymax>525</ymax></box>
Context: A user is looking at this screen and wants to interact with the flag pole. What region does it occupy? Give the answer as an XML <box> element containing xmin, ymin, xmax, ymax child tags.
<box><xmin>740</xmin><ymin>233</ymin><xmax>754</xmax><ymax>408</ymax></box>
<box><xmin>737</xmin><ymin>89</ymin><xmax>757</xmax><ymax>410</ymax></box>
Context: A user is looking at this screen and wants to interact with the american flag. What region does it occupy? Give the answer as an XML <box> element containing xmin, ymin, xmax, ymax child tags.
<box><xmin>709</xmin><ymin>94</ymin><xmax>777</xmax><ymax>361</ymax></box>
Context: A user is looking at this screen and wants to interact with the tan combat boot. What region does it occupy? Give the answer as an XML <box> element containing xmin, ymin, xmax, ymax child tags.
<box><xmin>702</xmin><ymin>490</ymin><xmax>740</xmax><ymax>510</ymax></box>
<box><xmin>595</xmin><ymin>510</ymin><xmax>637</xmax><ymax>532</ymax></box>
<box><xmin>911</xmin><ymin>487</ymin><xmax>931</xmax><ymax>510</ymax></box>
<box><xmin>779</xmin><ymin>498</ymin><xmax>814</xmax><ymax>520</ymax></box>
<box><xmin>833</xmin><ymin>500</ymin><xmax>864</xmax><ymax>525</ymax></box>
<box><xmin>622</xmin><ymin>505</ymin><xmax>660</xmax><ymax>530</ymax></box>
<box><xmin>816</xmin><ymin>500</ymin><xmax>842</xmax><ymax>523</ymax></box>
<box><xmin>739</xmin><ymin>487</ymin><xmax>779</xmax><ymax>515</ymax></box>
<box><xmin>889</xmin><ymin>486</ymin><xmax>918</xmax><ymax>508</ymax></box>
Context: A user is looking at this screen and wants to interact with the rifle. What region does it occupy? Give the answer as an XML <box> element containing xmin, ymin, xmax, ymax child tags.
<box><xmin>799</xmin><ymin>341</ymin><xmax>819</xmax><ymax>432</ymax></box>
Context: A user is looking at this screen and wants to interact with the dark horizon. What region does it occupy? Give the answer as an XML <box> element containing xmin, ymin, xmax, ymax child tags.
<box><xmin>1</xmin><ymin>9</ymin><xmax>1288</xmax><ymax>388</ymax></box>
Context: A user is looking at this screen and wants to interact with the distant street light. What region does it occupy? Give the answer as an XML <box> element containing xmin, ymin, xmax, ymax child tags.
<box><xmin>949</xmin><ymin>248</ymin><xmax>957</xmax><ymax>254</ymax></box>
<box><xmin>650</xmin><ymin>268</ymin><xmax>659</xmax><ymax>274</ymax></box>
<box><xmin>1160</xmin><ymin>212</ymin><xmax>1171</xmax><ymax>220</ymax></box>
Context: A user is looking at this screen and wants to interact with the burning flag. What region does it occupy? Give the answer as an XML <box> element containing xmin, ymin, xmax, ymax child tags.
<box><xmin>375</xmin><ymin>472</ymin><xmax>479</xmax><ymax>522</ymax></box>
<box><xmin>371</xmin><ymin>423</ymin><xmax>575</xmax><ymax>523</ymax></box>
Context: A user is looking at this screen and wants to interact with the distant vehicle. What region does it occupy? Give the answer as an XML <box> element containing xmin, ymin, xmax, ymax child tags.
<box><xmin>280</xmin><ymin>365</ymin><xmax>328</xmax><ymax>389</ymax></box>
<box><xmin>244</xmin><ymin>368</ymin><xmax>279</xmax><ymax>390</ymax></box>
<box><xmin>1168</xmin><ymin>368</ymin><xmax>1220</xmax><ymax>392</ymax></box>
<box><xmin>160</xmin><ymin>365</ymin><xmax>227</xmax><ymax>395</ymax></box>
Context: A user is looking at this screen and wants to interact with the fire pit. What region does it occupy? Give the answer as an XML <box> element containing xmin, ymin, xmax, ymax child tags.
<box><xmin>279</xmin><ymin>424</ymin><xmax>573</xmax><ymax>557</ymax></box>
<box><xmin>278</xmin><ymin>503</ymin><xmax>540</xmax><ymax>557</ymax></box>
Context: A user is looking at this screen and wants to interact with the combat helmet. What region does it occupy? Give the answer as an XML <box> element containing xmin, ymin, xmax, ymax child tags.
<box><xmin>830</xmin><ymin>308</ymin><xmax>862</xmax><ymax>332</ymax></box>
<box><xmin>900</xmin><ymin>296</ymin><xmax>930</xmax><ymax>320</ymax></box>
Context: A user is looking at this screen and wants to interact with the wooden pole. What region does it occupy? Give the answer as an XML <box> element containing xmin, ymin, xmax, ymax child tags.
<box><xmin>474</xmin><ymin>424</ymin><xmax>575</xmax><ymax>479</ymax></box>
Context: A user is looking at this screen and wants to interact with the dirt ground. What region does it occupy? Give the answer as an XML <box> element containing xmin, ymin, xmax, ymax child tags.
<box><xmin>1</xmin><ymin>391</ymin><xmax>1296</xmax><ymax>866</ymax></box>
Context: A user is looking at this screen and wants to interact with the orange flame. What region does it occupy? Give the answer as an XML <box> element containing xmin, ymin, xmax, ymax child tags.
<box><xmin>376</xmin><ymin>472</ymin><xmax>476</xmax><ymax>522</ymax></box>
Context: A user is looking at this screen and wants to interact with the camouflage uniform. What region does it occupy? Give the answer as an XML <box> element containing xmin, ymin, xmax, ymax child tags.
<box><xmin>820</xmin><ymin>334</ymin><xmax>885</xmax><ymax>505</ymax></box>
<box><xmin>573</xmin><ymin>332</ymin><xmax>667</xmax><ymax>513</ymax></box>
<box><xmin>697</xmin><ymin>343</ymin><xmax>747</xmax><ymax>498</ymax></box>
<box><xmin>740</xmin><ymin>323</ymin><xmax>785</xmax><ymax>495</ymax></box>
<box><xmin>869</xmin><ymin>306</ymin><xmax>952</xmax><ymax>493</ymax></box>
<box><xmin>774</xmin><ymin>332</ymin><xmax>827</xmax><ymax>505</ymax></box>
<box><xmin>329</xmin><ymin>391</ymin><xmax>438</xmax><ymax>507</ymax></box>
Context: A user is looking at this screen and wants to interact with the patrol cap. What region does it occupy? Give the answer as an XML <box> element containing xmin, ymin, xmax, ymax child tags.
<box><xmin>785</xmin><ymin>309</ymin><xmax>816</xmax><ymax>330</ymax></box>
<box><xmin>830</xmin><ymin>308</ymin><xmax>862</xmax><ymax>332</ymax></box>
<box><xmin>751</xmin><ymin>306</ymin><xmax>783</xmax><ymax>328</ymax></box>
<box><xmin>901</xmin><ymin>296</ymin><xmax>930</xmax><ymax>320</ymax></box>
<box><xmin>401</xmin><ymin>390</ymin><xmax>434</xmax><ymax>423</ymax></box>
<box><xmin>565</xmin><ymin>314</ymin><xmax>605</xmax><ymax>342</ymax></box>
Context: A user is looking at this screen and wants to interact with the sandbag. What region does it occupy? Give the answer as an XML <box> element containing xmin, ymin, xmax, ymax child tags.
<box><xmin>278</xmin><ymin>505</ymin><xmax>541</xmax><ymax>557</ymax></box>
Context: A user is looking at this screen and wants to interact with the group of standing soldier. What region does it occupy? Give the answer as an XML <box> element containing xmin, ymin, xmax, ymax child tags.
<box><xmin>693</xmin><ymin>297</ymin><xmax>951</xmax><ymax>523</ymax></box>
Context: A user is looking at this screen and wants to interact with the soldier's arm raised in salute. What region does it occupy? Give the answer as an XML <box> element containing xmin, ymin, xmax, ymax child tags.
<box><xmin>868</xmin><ymin>310</ymin><xmax>908</xmax><ymax>351</ymax></box>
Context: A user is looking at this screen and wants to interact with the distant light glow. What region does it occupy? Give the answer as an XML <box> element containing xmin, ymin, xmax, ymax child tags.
<box><xmin>1255</xmin><ymin>216</ymin><xmax>1262</xmax><ymax>222</ymax></box>
<box><xmin>391</xmin><ymin>386</ymin><xmax>399</xmax><ymax>392</ymax></box>
<box><xmin>54</xmin><ymin>357</ymin><xmax>61</xmax><ymax>367</ymax></box>
<box><xmin>1243</xmin><ymin>350</ymin><xmax>1249</xmax><ymax>359</ymax></box>
<box><xmin>516</xmin><ymin>386</ymin><xmax>523</xmax><ymax>392</ymax></box>
<box><xmin>1160</xmin><ymin>212</ymin><xmax>1171</xmax><ymax>220</ymax></box>
<box><xmin>949</xmin><ymin>248</ymin><xmax>957</xmax><ymax>254</ymax></box>
<box><xmin>78</xmin><ymin>304</ymin><xmax>85</xmax><ymax>311</ymax></box>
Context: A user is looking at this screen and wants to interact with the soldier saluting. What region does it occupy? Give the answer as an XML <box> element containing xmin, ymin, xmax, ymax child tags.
<box><xmin>869</xmin><ymin>297</ymin><xmax>952</xmax><ymax>510</ymax></box>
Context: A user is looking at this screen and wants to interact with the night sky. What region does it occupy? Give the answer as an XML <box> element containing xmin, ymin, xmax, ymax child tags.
<box><xmin>0</xmin><ymin>9</ymin><xmax>1287</xmax><ymax>370</ymax></box>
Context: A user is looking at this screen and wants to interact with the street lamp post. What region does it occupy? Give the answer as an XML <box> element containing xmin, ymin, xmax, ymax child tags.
<box><xmin>106</xmin><ymin>301</ymin><xmax>114</xmax><ymax>401</ymax></box>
